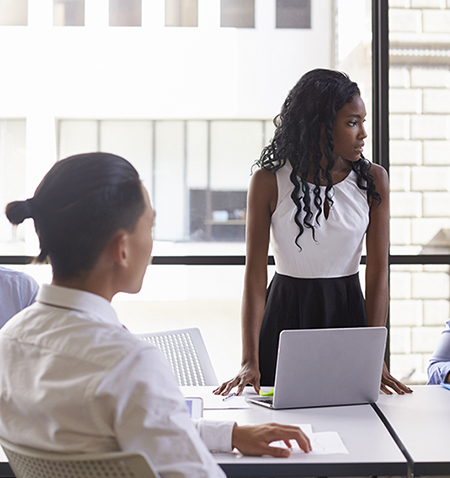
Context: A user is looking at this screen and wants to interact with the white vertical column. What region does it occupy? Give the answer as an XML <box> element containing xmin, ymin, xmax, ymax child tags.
<box><xmin>255</xmin><ymin>0</ymin><xmax>275</xmax><ymax>30</ymax></box>
<box><xmin>28</xmin><ymin>0</ymin><xmax>53</xmax><ymax>27</ymax></box>
<box><xmin>199</xmin><ymin>0</ymin><xmax>220</xmax><ymax>28</ymax></box>
<box><xmin>142</xmin><ymin>0</ymin><xmax>164</xmax><ymax>28</ymax></box>
<box><xmin>85</xmin><ymin>0</ymin><xmax>109</xmax><ymax>27</ymax></box>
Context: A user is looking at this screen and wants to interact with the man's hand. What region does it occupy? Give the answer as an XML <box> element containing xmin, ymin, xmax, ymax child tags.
<box><xmin>232</xmin><ymin>423</ymin><xmax>311</xmax><ymax>457</ymax></box>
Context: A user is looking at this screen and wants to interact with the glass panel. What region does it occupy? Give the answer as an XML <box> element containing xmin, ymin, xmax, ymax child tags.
<box><xmin>335</xmin><ymin>0</ymin><xmax>373</xmax><ymax>161</ymax></box>
<box><xmin>276</xmin><ymin>0</ymin><xmax>311</xmax><ymax>29</ymax></box>
<box><xmin>0</xmin><ymin>120</ymin><xmax>26</xmax><ymax>253</ymax></box>
<box><xmin>153</xmin><ymin>121</ymin><xmax>186</xmax><ymax>242</ymax></box>
<box><xmin>112</xmin><ymin>264</ymin><xmax>277</xmax><ymax>381</ymax></box>
<box><xmin>165</xmin><ymin>0</ymin><xmax>198</xmax><ymax>27</ymax></box>
<box><xmin>58</xmin><ymin>121</ymin><xmax>98</xmax><ymax>159</ymax></box>
<box><xmin>390</xmin><ymin>264</ymin><xmax>449</xmax><ymax>385</ymax></box>
<box><xmin>0</xmin><ymin>0</ymin><xmax>27</xmax><ymax>25</ymax></box>
<box><xmin>389</xmin><ymin>2</ymin><xmax>450</xmax><ymax>385</ymax></box>
<box><xmin>220</xmin><ymin>0</ymin><xmax>254</xmax><ymax>28</ymax></box>
<box><xmin>100</xmin><ymin>120</ymin><xmax>153</xmax><ymax>197</ymax></box>
<box><xmin>53</xmin><ymin>0</ymin><xmax>85</xmax><ymax>26</ymax></box>
<box><xmin>109</xmin><ymin>0</ymin><xmax>141</xmax><ymax>26</ymax></box>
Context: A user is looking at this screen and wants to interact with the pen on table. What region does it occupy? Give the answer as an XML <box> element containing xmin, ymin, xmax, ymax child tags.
<box><xmin>222</xmin><ymin>392</ymin><xmax>237</xmax><ymax>402</ymax></box>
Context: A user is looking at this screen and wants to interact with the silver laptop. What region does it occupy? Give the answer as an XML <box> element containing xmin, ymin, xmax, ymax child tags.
<box><xmin>248</xmin><ymin>327</ymin><xmax>387</xmax><ymax>409</ymax></box>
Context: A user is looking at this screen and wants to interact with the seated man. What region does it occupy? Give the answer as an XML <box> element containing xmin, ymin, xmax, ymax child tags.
<box><xmin>428</xmin><ymin>318</ymin><xmax>450</xmax><ymax>384</ymax></box>
<box><xmin>0</xmin><ymin>266</ymin><xmax>38</xmax><ymax>327</ymax></box>
<box><xmin>0</xmin><ymin>153</ymin><xmax>310</xmax><ymax>478</ymax></box>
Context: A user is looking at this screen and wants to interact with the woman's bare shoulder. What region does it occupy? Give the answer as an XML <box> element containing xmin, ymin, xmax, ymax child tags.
<box><xmin>249</xmin><ymin>167</ymin><xmax>278</xmax><ymax>213</ymax></box>
<box><xmin>369</xmin><ymin>163</ymin><xmax>388</xmax><ymax>184</ymax></box>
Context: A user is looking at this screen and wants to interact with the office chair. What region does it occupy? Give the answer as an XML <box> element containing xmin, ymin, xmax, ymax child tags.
<box><xmin>0</xmin><ymin>437</ymin><xmax>161</xmax><ymax>478</ymax></box>
<box><xmin>136</xmin><ymin>327</ymin><xmax>218</xmax><ymax>386</ymax></box>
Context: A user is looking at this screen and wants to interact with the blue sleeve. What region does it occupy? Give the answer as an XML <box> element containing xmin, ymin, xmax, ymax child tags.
<box><xmin>427</xmin><ymin>320</ymin><xmax>450</xmax><ymax>385</ymax></box>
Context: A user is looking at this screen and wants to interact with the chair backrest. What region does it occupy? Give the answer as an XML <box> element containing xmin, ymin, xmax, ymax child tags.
<box><xmin>0</xmin><ymin>437</ymin><xmax>161</xmax><ymax>478</ymax></box>
<box><xmin>136</xmin><ymin>327</ymin><xmax>218</xmax><ymax>386</ymax></box>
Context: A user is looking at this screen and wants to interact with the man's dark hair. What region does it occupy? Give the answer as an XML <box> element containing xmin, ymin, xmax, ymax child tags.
<box><xmin>6</xmin><ymin>152</ymin><xmax>146</xmax><ymax>280</ymax></box>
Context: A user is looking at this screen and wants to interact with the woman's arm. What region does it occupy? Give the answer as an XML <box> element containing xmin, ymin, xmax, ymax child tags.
<box><xmin>365</xmin><ymin>164</ymin><xmax>412</xmax><ymax>395</ymax></box>
<box><xmin>365</xmin><ymin>163</ymin><xmax>389</xmax><ymax>328</ymax></box>
<box><xmin>214</xmin><ymin>168</ymin><xmax>277</xmax><ymax>396</ymax></box>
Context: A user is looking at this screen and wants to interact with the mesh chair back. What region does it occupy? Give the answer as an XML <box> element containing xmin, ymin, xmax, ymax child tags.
<box><xmin>0</xmin><ymin>438</ymin><xmax>160</xmax><ymax>478</ymax></box>
<box><xmin>137</xmin><ymin>327</ymin><xmax>218</xmax><ymax>386</ymax></box>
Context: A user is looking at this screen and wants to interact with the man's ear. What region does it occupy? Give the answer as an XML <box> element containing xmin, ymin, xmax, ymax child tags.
<box><xmin>108</xmin><ymin>230</ymin><xmax>129</xmax><ymax>268</ymax></box>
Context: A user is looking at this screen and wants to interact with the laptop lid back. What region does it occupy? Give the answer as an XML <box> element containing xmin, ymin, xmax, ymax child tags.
<box><xmin>272</xmin><ymin>327</ymin><xmax>387</xmax><ymax>409</ymax></box>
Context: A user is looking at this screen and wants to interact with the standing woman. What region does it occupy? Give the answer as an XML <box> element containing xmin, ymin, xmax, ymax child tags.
<box><xmin>215</xmin><ymin>69</ymin><xmax>412</xmax><ymax>396</ymax></box>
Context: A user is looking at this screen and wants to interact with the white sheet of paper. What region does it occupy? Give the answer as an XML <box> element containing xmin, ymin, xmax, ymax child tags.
<box><xmin>270</xmin><ymin>424</ymin><xmax>348</xmax><ymax>455</ymax></box>
<box><xmin>202</xmin><ymin>393</ymin><xmax>250</xmax><ymax>409</ymax></box>
<box><xmin>180</xmin><ymin>387</ymin><xmax>250</xmax><ymax>409</ymax></box>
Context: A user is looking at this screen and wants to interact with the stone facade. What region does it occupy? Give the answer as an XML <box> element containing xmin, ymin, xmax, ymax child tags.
<box><xmin>389</xmin><ymin>0</ymin><xmax>450</xmax><ymax>383</ymax></box>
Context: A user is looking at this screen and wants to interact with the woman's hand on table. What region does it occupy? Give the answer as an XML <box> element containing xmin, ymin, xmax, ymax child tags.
<box><xmin>213</xmin><ymin>362</ymin><xmax>261</xmax><ymax>396</ymax></box>
<box><xmin>232</xmin><ymin>423</ymin><xmax>311</xmax><ymax>457</ymax></box>
<box><xmin>380</xmin><ymin>362</ymin><xmax>413</xmax><ymax>395</ymax></box>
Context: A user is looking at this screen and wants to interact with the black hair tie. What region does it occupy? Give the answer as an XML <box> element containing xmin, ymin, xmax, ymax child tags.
<box><xmin>24</xmin><ymin>198</ymin><xmax>35</xmax><ymax>218</ymax></box>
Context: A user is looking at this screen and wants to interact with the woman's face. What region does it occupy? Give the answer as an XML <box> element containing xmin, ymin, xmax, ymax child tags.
<box><xmin>332</xmin><ymin>95</ymin><xmax>367</xmax><ymax>163</ymax></box>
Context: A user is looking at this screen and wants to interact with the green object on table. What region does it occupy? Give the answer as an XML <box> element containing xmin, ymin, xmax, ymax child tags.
<box><xmin>259</xmin><ymin>388</ymin><xmax>274</xmax><ymax>397</ymax></box>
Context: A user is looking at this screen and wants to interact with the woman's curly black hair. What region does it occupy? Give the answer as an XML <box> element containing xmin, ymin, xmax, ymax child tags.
<box><xmin>256</xmin><ymin>68</ymin><xmax>381</xmax><ymax>248</ymax></box>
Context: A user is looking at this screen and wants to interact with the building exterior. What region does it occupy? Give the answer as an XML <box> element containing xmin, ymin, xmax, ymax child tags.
<box><xmin>1</xmin><ymin>0</ymin><xmax>449</xmax><ymax>382</ymax></box>
<box><xmin>389</xmin><ymin>0</ymin><xmax>450</xmax><ymax>383</ymax></box>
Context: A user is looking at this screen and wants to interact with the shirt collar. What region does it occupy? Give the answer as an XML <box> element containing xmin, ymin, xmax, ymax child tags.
<box><xmin>37</xmin><ymin>284</ymin><xmax>122</xmax><ymax>328</ymax></box>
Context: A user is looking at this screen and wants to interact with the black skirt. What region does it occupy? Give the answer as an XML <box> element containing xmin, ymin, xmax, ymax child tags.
<box><xmin>258</xmin><ymin>272</ymin><xmax>367</xmax><ymax>386</ymax></box>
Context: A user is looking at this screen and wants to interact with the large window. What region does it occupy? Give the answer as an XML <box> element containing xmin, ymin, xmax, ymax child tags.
<box><xmin>165</xmin><ymin>0</ymin><xmax>198</xmax><ymax>27</ymax></box>
<box><xmin>109</xmin><ymin>0</ymin><xmax>141</xmax><ymax>26</ymax></box>
<box><xmin>220</xmin><ymin>0</ymin><xmax>255</xmax><ymax>28</ymax></box>
<box><xmin>276</xmin><ymin>0</ymin><xmax>311</xmax><ymax>29</ymax></box>
<box><xmin>0</xmin><ymin>0</ymin><xmax>368</xmax><ymax>382</ymax></box>
<box><xmin>0</xmin><ymin>0</ymin><xmax>27</xmax><ymax>25</ymax></box>
<box><xmin>58</xmin><ymin>119</ymin><xmax>269</xmax><ymax>246</ymax></box>
<box><xmin>53</xmin><ymin>0</ymin><xmax>85</xmax><ymax>26</ymax></box>
<box><xmin>7</xmin><ymin>1</ymin><xmax>446</xmax><ymax>385</ymax></box>
<box><xmin>388</xmin><ymin>1</ymin><xmax>450</xmax><ymax>384</ymax></box>
<box><xmin>0</xmin><ymin>120</ymin><xmax>26</xmax><ymax>253</ymax></box>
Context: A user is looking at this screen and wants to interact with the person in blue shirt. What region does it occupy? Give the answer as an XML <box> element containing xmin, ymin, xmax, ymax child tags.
<box><xmin>428</xmin><ymin>319</ymin><xmax>450</xmax><ymax>384</ymax></box>
<box><xmin>0</xmin><ymin>266</ymin><xmax>38</xmax><ymax>327</ymax></box>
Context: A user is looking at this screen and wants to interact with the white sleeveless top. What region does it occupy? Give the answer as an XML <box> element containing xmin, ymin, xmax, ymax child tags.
<box><xmin>271</xmin><ymin>163</ymin><xmax>370</xmax><ymax>279</ymax></box>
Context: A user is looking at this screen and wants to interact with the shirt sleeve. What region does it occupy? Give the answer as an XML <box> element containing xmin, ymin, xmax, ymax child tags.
<box><xmin>194</xmin><ymin>419</ymin><xmax>234</xmax><ymax>453</ymax></box>
<box><xmin>93</xmin><ymin>343</ymin><xmax>229</xmax><ymax>478</ymax></box>
<box><xmin>427</xmin><ymin>320</ymin><xmax>450</xmax><ymax>385</ymax></box>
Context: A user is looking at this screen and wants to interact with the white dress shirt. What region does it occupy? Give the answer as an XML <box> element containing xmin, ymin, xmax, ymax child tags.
<box><xmin>428</xmin><ymin>318</ymin><xmax>450</xmax><ymax>385</ymax></box>
<box><xmin>0</xmin><ymin>266</ymin><xmax>38</xmax><ymax>327</ymax></box>
<box><xmin>0</xmin><ymin>284</ymin><xmax>233</xmax><ymax>478</ymax></box>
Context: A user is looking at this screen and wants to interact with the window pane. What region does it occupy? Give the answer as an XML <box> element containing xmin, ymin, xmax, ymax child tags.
<box><xmin>58</xmin><ymin>121</ymin><xmax>98</xmax><ymax>159</ymax></box>
<box><xmin>0</xmin><ymin>120</ymin><xmax>26</xmax><ymax>252</ymax></box>
<box><xmin>54</xmin><ymin>0</ymin><xmax>85</xmax><ymax>26</ymax></box>
<box><xmin>0</xmin><ymin>0</ymin><xmax>27</xmax><ymax>25</ymax></box>
<box><xmin>276</xmin><ymin>0</ymin><xmax>311</xmax><ymax>29</ymax></box>
<box><xmin>109</xmin><ymin>0</ymin><xmax>141</xmax><ymax>26</ymax></box>
<box><xmin>154</xmin><ymin>121</ymin><xmax>186</xmax><ymax>241</ymax></box>
<box><xmin>100</xmin><ymin>120</ymin><xmax>153</xmax><ymax>196</ymax></box>
<box><xmin>389</xmin><ymin>2</ymin><xmax>450</xmax><ymax>385</ymax></box>
<box><xmin>220</xmin><ymin>0</ymin><xmax>254</xmax><ymax>28</ymax></box>
<box><xmin>165</xmin><ymin>0</ymin><xmax>198</xmax><ymax>27</ymax></box>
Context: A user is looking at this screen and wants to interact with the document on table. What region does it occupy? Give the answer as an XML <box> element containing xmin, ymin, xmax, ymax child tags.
<box><xmin>269</xmin><ymin>424</ymin><xmax>349</xmax><ymax>455</ymax></box>
<box><xmin>180</xmin><ymin>386</ymin><xmax>250</xmax><ymax>409</ymax></box>
<box><xmin>201</xmin><ymin>392</ymin><xmax>250</xmax><ymax>409</ymax></box>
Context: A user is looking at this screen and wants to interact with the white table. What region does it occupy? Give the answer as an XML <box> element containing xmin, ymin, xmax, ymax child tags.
<box><xmin>188</xmin><ymin>387</ymin><xmax>408</xmax><ymax>477</ymax></box>
<box><xmin>376</xmin><ymin>384</ymin><xmax>450</xmax><ymax>476</ymax></box>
